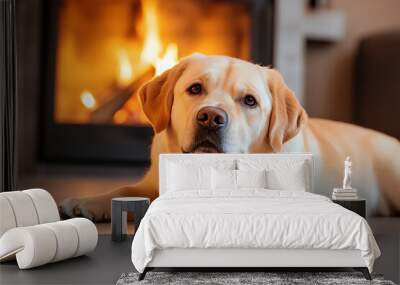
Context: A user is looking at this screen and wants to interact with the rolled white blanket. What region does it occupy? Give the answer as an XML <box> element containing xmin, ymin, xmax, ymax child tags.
<box><xmin>0</xmin><ymin>218</ymin><xmax>98</xmax><ymax>269</ymax></box>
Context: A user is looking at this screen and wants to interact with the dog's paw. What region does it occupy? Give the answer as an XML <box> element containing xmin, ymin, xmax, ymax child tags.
<box><xmin>59</xmin><ymin>196</ymin><xmax>111</xmax><ymax>222</ymax></box>
<box><xmin>59</xmin><ymin>198</ymin><xmax>80</xmax><ymax>218</ymax></box>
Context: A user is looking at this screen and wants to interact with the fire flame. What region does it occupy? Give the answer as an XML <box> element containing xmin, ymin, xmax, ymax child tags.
<box><xmin>117</xmin><ymin>49</ymin><xmax>133</xmax><ymax>86</ymax></box>
<box><xmin>80</xmin><ymin>90</ymin><xmax>96</xmax><ymax>110</ymax></box>
<box><xmin>140</xmin><ymin>0</ymin><xmax>162</xmax><ymax>63</ymax></box>
<box><xmin>112</xmin><ymin>0</ymin><xmax>180</xmax><ymax>125</ymax></box>
<box><xmin>155</xmin><ymin>43</ymin><xmax>178</xmax><ymax>75</ymax></box>
<box><xmin>140</xmin><ymin>0</ymin><xmax>178</xmax><ymax>75</ymax></box>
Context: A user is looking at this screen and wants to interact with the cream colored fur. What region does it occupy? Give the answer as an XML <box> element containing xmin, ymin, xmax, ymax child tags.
<box><xmin>60</xmin><ymin>54</ymin><xmax>400</xmax><ymax>220</ymax></box>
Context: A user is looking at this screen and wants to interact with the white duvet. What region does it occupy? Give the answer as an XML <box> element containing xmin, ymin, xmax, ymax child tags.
<box><xmin>131</xmin><ymin>190</ymin><xmax>380</xmax><ymax>273</ymax></box>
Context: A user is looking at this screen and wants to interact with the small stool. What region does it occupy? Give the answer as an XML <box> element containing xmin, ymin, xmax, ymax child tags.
<box><xmin>111</xmin><ymin>197</ymin><xmax>150</xmax><ymax>242</ymax></box>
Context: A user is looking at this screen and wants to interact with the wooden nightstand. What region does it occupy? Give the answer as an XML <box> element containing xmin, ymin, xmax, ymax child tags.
<box><xmin>332</xmin><ymin>199</ymin><xmax>366</xmax><ymax>218</ymax></box>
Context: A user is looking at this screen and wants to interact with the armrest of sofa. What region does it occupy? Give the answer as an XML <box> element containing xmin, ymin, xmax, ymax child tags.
<box><xmin>0</xmin><ymin>218</ymin><xmax>98</xmax><ymax>269</ymax></box>
<box><xmin>0</xmin><ymin>189</ymin><xmax>60</xmax><ymax>237</ymax></box>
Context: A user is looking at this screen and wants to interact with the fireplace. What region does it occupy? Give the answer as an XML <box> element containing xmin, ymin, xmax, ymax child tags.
<box><xmin>40</xmin><ymin>0</ymin><xmax>274</xmax><ymax>164</ymax></box>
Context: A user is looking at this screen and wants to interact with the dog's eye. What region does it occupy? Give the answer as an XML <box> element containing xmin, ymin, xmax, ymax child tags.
<box><xmin>243</xmin><ymin>95</ymin><xmax>257</xmax><ymax>108</ymax></box>
<box><xmin>187</xmin><ymin>83</ymin><xmax>203</xmax><ymax>95</ymax></box>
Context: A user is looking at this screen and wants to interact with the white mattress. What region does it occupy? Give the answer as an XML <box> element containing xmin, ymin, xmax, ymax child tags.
<box><xmin>131</xmin><ymin>190</ymin><xmax>380</xmax><ymax>273</ymax></box>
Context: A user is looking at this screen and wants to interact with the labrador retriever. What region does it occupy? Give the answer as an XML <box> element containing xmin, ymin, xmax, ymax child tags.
<box><xmin>60</xmin><ymin>54</ymin><xmax>400</xmax><ymax>220</ymax></box>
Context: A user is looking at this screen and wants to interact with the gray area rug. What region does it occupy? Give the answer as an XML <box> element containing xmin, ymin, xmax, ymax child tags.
<box><xmin>116</xmin><ymin>272</ymin><xmax>396</xmax><ymax>285</ymax></box>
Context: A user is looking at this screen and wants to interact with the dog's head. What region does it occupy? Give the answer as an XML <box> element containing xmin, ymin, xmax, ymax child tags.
<box><xmin>138</xmin><ymin>54</ymin><xmax>307</xmax><ymax>153</ymax></box>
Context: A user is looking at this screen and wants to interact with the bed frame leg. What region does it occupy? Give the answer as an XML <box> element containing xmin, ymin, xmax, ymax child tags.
<box><xmin>138</xmin><ymin>268</ymin><xmax>147</xmax><ymax>281</ymax></box>
<box><xmin>354</xmin><ymin>267</ymin><xmax>371</xmax><ymax>280</ymax></box>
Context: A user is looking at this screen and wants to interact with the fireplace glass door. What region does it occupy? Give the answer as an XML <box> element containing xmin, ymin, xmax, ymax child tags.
<box><xmin>41</xmin><ymin>0</ymin><xmax>274</xmax><ymax>163</ymax></box>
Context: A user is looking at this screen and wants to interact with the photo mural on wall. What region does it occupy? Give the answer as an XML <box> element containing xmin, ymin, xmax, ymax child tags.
<box><xmin>49</xmin><ymin>0</ymin><xmax>399</xmax><ymax>219</ymax></box>
<box><xmin>60</xmin><ymin>53</ymin><xmax>400</xmax><ymax>219</ymax></box>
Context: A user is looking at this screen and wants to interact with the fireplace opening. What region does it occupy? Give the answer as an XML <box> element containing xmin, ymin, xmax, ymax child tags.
<box><xmin>41</xmin><ymin>0</ymin><xmax>274</xmax><ymax>164</ymax></box>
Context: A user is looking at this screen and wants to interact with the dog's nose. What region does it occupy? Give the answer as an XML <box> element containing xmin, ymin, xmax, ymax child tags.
<box><xmin>196</xmin><ymin>107</ymin><xmax>228</xmax><ymax>130</ymax></box>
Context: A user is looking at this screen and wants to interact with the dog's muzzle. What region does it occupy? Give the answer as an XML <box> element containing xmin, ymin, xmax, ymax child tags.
<box><xmin>183</xmin><ymin>106</ymin><xmax>228</xmax><ymax>153</ymax></box>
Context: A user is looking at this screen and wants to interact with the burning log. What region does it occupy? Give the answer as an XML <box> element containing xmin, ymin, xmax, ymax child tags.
<box><xmin>90</xmin><ymin>65</ymin><xmax>155</xmax><ymax>123</ymax></box>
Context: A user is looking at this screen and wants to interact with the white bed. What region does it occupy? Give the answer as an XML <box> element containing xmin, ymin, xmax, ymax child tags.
<box><xmin>131</xmin><ymin>154</ymin><xmax>380</xmax><ymax>280</ymax></box>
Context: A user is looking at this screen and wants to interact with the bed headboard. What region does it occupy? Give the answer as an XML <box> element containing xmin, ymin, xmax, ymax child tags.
<box><xmin>159</xmin><ymin>153</ymin><xmax>314</xmax><ymax>195</ymax></box>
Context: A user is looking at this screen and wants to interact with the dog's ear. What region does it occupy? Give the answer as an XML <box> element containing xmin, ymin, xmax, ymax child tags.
<box><xmin>138</xmin><ymin>62</ymin><xmax>186</xmax><ymax>133</ymax></box>
<box><xmin>266</xmin><ymin>69</ymin><xmax>308</xmax><ymax>152</ymax></box>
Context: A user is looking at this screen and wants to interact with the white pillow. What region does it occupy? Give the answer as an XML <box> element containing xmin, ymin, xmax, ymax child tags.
<box><xmin>167</xmin><ymin>162</ymin><xmax>211</xmax><ymax>191</ymax></box>
<box><xmin>238</xmin><ymin>159</ymin><xmax>310</xmax><ymax>191</ymax></box>
<box><xmin>236</xmin><ymin>169</ymin><xmax>267</xmax><ymax>189</ymax></box>
<box><xmin>266</xmin><ymin>166</ymin><xmax>307</xmax><ymax>191</ymax></box>
<box><xmin>211</xmin><ymin>168</ymin><xmax>236</xmax><ymax>190</ymax></box>
<box><xmin>212</xmin><ymin>169</ymin><xmax>268</xmax><ymax>190</ymax></box>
